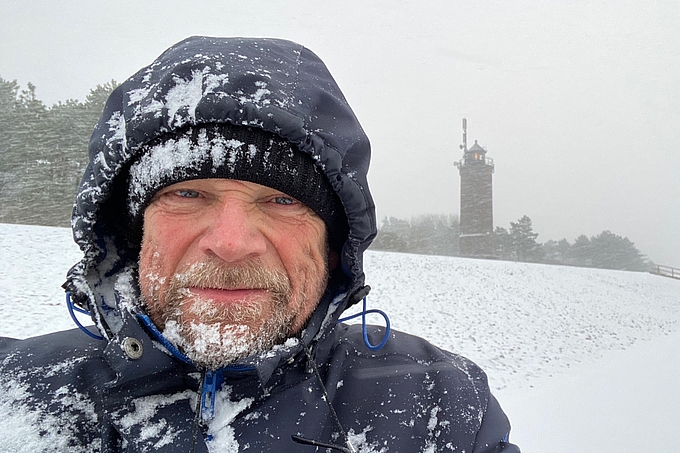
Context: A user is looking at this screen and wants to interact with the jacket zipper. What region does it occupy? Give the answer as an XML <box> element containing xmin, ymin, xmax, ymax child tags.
<box><xmin>200</xmin><ymin>369</ymin><xmax>219</xmax><ymax>422</ymax></box>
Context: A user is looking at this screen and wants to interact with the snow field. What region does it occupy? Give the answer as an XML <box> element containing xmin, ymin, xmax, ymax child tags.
<box><xmin>1</xmin><ymin>223</ymin><xmax>678</xmax><ymax>452</ymax></box>
<box><xmin>351</xmin><ymin>250</ymin><xmax>679</xmax><ymax>391</ymax></box>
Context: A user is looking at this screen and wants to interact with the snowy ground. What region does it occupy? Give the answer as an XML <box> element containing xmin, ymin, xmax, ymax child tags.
<box><xmin>1</xmin><ymin>223</ymin><xmax>678</xmax><ymax>452</ymax></box>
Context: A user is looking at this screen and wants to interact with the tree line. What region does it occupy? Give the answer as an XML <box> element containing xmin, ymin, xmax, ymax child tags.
<box><xmin>372</xmin><ymin>214</ymin><xmax>461</xmax><ymax>256</ymax></box>
<box><xmin>0</xmin><ymin>76</ymin><xmax>117</xmax><ymax>226</ymax></box>
<box><xmin>372</xmin><ymin>214</ymin><xmax>650</xmax><ymax>272</ymax></box>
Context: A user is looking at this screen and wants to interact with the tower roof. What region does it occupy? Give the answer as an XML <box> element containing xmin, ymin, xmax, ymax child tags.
<box><xmin>468</xmin><ymin>141</ymin><xmax>485</xmax><ymax>153</ymax></box>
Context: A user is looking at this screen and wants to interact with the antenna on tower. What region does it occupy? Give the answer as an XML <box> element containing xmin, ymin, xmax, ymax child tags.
<box><xmin>460</xmin><ymin>118</ymin><xmax>468</xmax><ymax>153</ymax></box>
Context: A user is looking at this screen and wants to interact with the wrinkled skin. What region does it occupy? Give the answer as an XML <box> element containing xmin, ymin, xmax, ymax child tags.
<box><xmin>138</xmin><ymin>179</ymin><xmax>332</xmax><ymax>368</ymax></box>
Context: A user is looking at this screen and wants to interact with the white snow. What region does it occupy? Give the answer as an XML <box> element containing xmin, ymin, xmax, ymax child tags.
<box><xmin>127</xmin><ymin>130</ymin><xmax>246</xmax><ymax>216</ymax></box>
<box><xmin>0</xmin><ymin>367</ymin><xmax>99</xmax><ymax>452</ymax></box>
<box><xmin>106</xmin><ymin>110</ymin><xmax>127</xmax><ymax>152</ymax></box>
<box><xmin>206</xmin><ymin>386</ymin><xmax>254</xmax><ymax>452</ymax></box>
<box><xmin>115</xmin><ymin>390</ymin><xmax>194</xmax><ymax>450</ymax></box>
<box><xmin>1</xmin><ymin>223</ymin><xmax>678</xmax><ymax>452</ymax></box>
<box><xmin>165</xmin><ymin>69</ymin><xmax>206</xmax><ymax>127</ymax></box>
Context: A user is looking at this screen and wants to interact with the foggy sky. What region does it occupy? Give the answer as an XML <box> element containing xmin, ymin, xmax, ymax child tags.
<box><xmin>2</xmin><ymin>0</ymin><xmax>678</xmax><ymax>265</ymax></box>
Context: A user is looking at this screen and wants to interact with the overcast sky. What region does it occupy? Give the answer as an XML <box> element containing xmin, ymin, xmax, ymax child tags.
<box><xmin>2</xmin><ymin>0</ymin><xmax>679</xmax><ymax>265</ymax></box>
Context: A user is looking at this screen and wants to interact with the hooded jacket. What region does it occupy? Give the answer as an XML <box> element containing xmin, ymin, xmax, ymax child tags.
<box><xmin>0</xmin><ymin>36</ymin><xmax>519</xmax><ymax>452</ymax></box>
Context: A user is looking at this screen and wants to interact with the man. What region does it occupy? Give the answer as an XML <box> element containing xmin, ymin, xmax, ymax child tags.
<box><xmin>0</xmin><ymin>36</ymin><xmax>519</xmax><ymax>452</ymax></box>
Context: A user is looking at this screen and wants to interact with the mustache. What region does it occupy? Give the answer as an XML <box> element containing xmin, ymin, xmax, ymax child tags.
<box><xmin>171</xmin><ymin>259</ymin><xmax>291</xmax><ymax>295</ymax></box>
<box><xmin>159</xmin><ymin>259</ymin><xmax>294</xmax><ymax>325</ymax></box>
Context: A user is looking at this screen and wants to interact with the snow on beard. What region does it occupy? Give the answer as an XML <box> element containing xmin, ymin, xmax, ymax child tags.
<box><xmin>143</xmin><ymin>259</ymin><xmax>300</xmax><ymax>369</ymax></box>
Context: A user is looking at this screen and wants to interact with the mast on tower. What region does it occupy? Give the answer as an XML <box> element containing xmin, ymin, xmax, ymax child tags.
<box><xmin>460</xmin><ymin>118</ymin><xmax>468</xmax><ymax>153</ymax></box>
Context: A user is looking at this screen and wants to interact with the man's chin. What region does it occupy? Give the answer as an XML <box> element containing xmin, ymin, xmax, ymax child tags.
<box><xmin>161</xmin><ymin>315</ymin><xmax>291</xmax><ymax>369</ymax></box>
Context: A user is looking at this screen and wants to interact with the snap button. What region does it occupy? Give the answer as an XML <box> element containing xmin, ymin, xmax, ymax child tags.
<box><xmin>122</xmin><ymin>337</ymin><xmax>143</xmax><ymax>360</ymax></box>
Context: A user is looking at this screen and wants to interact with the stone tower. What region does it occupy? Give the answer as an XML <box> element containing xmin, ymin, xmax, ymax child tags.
<box><xmin>454</xmin><ymin>119</ymin><xmax>495</xmax><ymax>258</ymax></box>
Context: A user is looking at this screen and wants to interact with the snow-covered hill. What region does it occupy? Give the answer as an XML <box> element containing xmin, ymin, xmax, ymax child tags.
<box><xmin>1</xmin><ymin>223</ymin><xmax>678</xmax><ymax>452</ymax></box>
<box><xmin>357</xmin><ymin>250</ymin><xmax>679</xmax><ymax>391</ymax></box>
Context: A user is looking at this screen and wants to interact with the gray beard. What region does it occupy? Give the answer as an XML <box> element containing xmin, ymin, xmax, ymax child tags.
<box><xmin>146</xmin><ymin>260</ymin><xmax>301</xmax><ymax>369</ymax></box>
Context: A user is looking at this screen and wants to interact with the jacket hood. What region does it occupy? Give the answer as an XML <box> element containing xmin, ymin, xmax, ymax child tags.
<box><xmin>65</xmin><ymin>36</ymin><xmax>376</xmax><ymax>347</ymax></box>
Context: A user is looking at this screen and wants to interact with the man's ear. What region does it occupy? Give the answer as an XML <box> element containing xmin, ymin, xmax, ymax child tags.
<box><xmin>328</xmin><ymin>250</ymin><xmax>339</xmax><ymax>271</ymax></box>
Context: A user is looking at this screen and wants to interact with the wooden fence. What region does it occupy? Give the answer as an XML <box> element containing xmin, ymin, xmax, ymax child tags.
<box><xmin>650</xmin><ymin>264</ymin><xmax>680</xmax><ymax>280</ymax></box>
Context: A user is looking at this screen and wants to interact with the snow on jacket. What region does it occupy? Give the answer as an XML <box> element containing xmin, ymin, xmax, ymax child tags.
<box><xmin>0</xmin><ymin>36</ymin><xmax>519</xmax><ymax>452</ymax></box>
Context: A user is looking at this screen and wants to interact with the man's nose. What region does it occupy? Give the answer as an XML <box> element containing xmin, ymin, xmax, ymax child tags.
<box><xmin>197</xmin><ymin>200</ymin><xmax>268</xmax><ymax>263</ymax></box>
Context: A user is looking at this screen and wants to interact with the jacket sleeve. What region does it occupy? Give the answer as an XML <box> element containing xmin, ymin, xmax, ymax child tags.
<box><xmin>472</xmin><ymin>393</ymin><xmax>521</xmax><ymax>453</ymax></box>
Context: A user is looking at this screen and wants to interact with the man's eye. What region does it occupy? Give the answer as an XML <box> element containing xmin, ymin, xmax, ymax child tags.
<box><xmin>177</xmin><ymin>189</ymin><xmax>200</xmax><ymax>198</ymax></box>
<box><xmin>272</xmin><ymin>196</ymin><xmax>295</xmax><ymax>205</ymax></box>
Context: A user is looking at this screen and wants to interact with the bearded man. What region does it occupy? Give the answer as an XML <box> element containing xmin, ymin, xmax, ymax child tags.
<box><xmin>0</xmin><ymin>36</ymin><xmax>519</xmax><ymax>452</ymax></box>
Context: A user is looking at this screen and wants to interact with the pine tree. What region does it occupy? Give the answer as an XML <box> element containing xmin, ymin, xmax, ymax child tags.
<box><xmin>0</xmin><ymin>77</ymin><xmax>117</xmax><ymax>226</ymax></box>
<box><xmin>0</xmin><ymin>77</ymin><xmax>22</xmax><ymax>195</ymax></box>
<box><xmin>494</xmin><ymin>226</ymin><xmax>513</xmax><ymax>260</ymax></box>
<box><xmin>371</xmin><ymin>214</ymin><xmax>460</xmax><ymax>256</ymax></box>
<box><xmin>372</xmin><ymin>217</ymin><xmax>410</xmax><ymax>252</ymax></box>
<box><xmin>589</xmin><ymin>230</ymin><xmax>648</xmax><ymax>271</ymax></box>
<box><xmin>509</xmin><ymin>215</ymin><xmax>543</xmax><ymax>262</ymax></box>
<box><xmin>0</xmin><ymin>80</ymin><xmax>48</xmax><ymax>224</ymax></box>
<box><xmin>569</xmin><ymin>234</ymin><xmax>592</xmax><ymax>267</ymax></box>
<box><xmin>542</xmin><ymin>238</ymin><xmax>572</xmax><ymax>264</ymax></box>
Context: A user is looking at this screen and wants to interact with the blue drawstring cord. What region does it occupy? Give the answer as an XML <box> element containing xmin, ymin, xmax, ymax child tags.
<box><xmin>67</xmin><ymin>290</ymin><xmax>391</xmax><ymax>351</ymax></box>
<box><xmin>66</xmin><ymin>291</ymin><xmax>105</xmax><ymax>340</ymax></box>
<box><xmin>136</xmin><ymin>312</ymin><xmax>193</xmax><ymax>363</ymax></box>
<box><xmin>338</xmin><ymin>297</ymin><xmax>391</xmax><ymax>350</ymax></box>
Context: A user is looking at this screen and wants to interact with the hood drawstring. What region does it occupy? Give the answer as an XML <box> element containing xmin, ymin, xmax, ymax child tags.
<box><xmin>292</xmin><ymin>342</ymin><xmax>357</xmax><ymax>453</ymax></box>
<box><xmin>338</xmin><ymin>292</ymin><xmax>391</xmax><ymax>351</ymax></box>
<box><xmin>291</xmin><ymin>435</ymin><xmax>355</xmax><ymax>453</ymax></box>
<box><xmin>66</xmin><ymin>291</ymin><xmax>105</xmax><ymax>341</ymax></box>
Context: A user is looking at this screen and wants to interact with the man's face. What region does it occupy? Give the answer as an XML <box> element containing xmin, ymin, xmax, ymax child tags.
<box><xmin>138</xmin><ymin>178</ymin><xmax>330</xmax><ymax>369</ymax></box>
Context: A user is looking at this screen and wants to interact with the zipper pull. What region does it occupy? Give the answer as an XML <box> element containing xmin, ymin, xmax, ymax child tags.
<box><xmin>200</xmin><ymin>369</ymin><xmax>218</xmax><ymax>422</ymax></box>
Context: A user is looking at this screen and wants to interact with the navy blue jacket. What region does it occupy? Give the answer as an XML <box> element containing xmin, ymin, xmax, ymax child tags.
<box><xmin>0</xmin><ymin>36</ymin><xmax>519</xmax><ymax>452</ymax></box>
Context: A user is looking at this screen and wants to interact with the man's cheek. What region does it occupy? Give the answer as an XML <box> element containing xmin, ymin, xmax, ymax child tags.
<box><xmin>139</xmin><ymin>247</ymin><xmax>167</xmax><ymax>301</ymax></box>
<box><xmin>142</xmin><ymin>270</ymin><xmax>166</xmax><ymax>301</ymax></box>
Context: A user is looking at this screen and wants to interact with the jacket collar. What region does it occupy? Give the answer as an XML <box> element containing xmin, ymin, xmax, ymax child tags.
<box><xmin>102</xmin><ymin>278</ymin><xmax>350</xmax><ymax>391</ymax></box>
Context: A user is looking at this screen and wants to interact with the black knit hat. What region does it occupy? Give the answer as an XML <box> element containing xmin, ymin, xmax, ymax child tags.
<box><xmin>127</xmin><ymin>124</ymin><xmax>347</xmax><ymax>251</ymax></box>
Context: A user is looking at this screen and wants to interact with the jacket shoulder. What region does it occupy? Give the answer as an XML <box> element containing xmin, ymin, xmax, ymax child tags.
<box><xmin>1</xmin><ymin>327</ymin><xmax>104</xmax><ymax>359</ymax></box>
<box><xmin>0</xmin><ymin>329</ymin><xmax>112</xmax><ymax>452</ymax></box>
<box><xmin>337</xmin><ymin>324</ymin><xmax>490</xmax><ymax>388</ymax></box>
<box><xmin>0</xmin><ymin>328</ymin><xmax>109</xmax><ymax>382</ymax></box>
<box><xmin>326</xmin><ymin>324</ymin><xmax>515</xmax><ymax>452</ymax></box>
